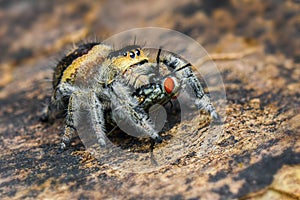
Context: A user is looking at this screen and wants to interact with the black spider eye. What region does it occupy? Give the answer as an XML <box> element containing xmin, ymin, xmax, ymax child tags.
<box><xmin>135</xmin><ymin>49</ymin><xmax>140</xmax><ymax>56</ymax></box>
<box><xmin>129</xmin><ymin>51</ymin><xmax>135</xmax><ymax>58</ymax></box>
<box><xmin>123</xmin><ymin>52</ymin><xmax>127</xmax><ymax>57</ymax></box>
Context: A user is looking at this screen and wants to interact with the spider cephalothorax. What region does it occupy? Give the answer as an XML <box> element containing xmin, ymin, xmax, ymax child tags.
<box><xmin>42</xmin><ymin>43</ymin><xmax>219</xmax><ymax>149</ymax></box>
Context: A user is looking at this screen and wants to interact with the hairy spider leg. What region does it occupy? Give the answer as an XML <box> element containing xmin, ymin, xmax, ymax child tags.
<box><xmin>110</xmin><ymin>81</ymin><xmax>162</xmax><ymax>143</ymax></box>
<box><xmin>61</xmin><ymin>90</ymin><xmax>107</xmax><ymax>149</ymax></box>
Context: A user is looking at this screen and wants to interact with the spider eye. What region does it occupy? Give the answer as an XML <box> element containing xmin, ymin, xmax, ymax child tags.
<box><xmin>123</xmin><ymin>52</ymin><xmax>127</xmax><ymax>57</ymax></box>
<box><xmin>135</xmin><ymin>49</ymin><xmax>140</xmax><ymax>56</ymax></box>
<box><xmin>129</xmin><ymin>51</ymin><xmax>135</xmax><ymax>58</ymax></box>
<box><xmin>163</xmin><ymin>77</ymin><xmax>175</xmax><ymax>94</ymax></box>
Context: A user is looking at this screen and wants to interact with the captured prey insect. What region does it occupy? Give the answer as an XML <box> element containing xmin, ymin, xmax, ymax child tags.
<box><xmin>41</xmin><ymin>42</ymin><xmax>220</xmax><ymax>149</ymax></box>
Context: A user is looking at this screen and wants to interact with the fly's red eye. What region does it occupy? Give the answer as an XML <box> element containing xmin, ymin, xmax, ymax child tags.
<box><xmin>164</xmin><ymin>77</ymin><xmax>175</xmax><ymax>94</ymax></box>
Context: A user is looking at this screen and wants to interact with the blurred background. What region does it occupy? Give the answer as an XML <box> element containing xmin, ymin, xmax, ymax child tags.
<box><xmin>0</xmin><ymin>0</ymin><xmax>299</xmax><ymax>87</ymax></box>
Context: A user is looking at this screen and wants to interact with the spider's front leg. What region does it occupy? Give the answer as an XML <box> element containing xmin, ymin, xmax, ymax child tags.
<box><xmin>61</xmin><ymin>90</ymin><xmax>107</xmax><ymax>149</ymax></box>
<box><xmin>155</xmin><ymin>50</ymin><xmax>220</xmax><ymax>121</ymax></box>
<box><xmin>109</xmin><ymin>81</ymin><xmax>162</xmax><ymax>143</ymax></box>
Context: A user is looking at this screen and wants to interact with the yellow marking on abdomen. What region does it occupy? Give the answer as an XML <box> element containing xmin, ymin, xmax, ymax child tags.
<box><xmin>61</xmin><ymin>44</ymin><xmax>112</xmax><ymax>84</ymax></box>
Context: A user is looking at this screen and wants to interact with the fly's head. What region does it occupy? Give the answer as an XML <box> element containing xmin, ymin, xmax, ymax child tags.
<box><xmin>132</xmin><ymin>75</ymin><xmax>181</xmax><ymax>112</ymax></box>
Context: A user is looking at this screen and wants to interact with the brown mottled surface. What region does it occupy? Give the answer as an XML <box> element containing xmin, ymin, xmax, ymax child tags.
<box><xmin>0</xmin><ymin>0</ymin><xmax>299</xmax><ymax>199</ymax></box>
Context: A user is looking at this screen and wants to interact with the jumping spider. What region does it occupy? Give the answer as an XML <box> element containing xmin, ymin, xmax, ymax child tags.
<box><xmin>41</xmin><ymin>43</ymin><xmax>219</xmax><ymax>149</ymax></box>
